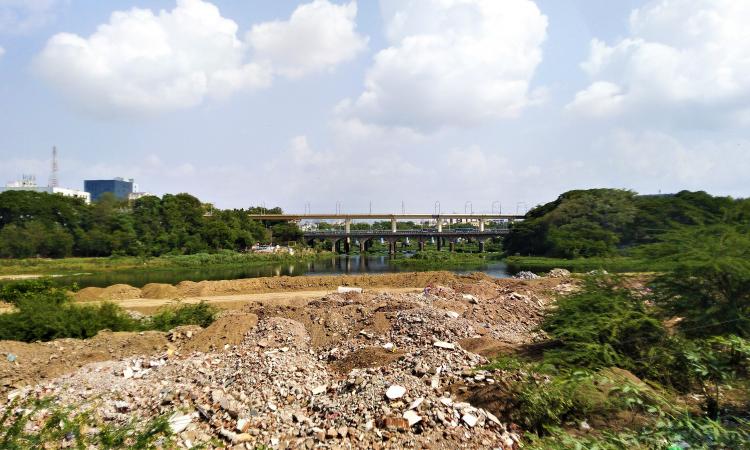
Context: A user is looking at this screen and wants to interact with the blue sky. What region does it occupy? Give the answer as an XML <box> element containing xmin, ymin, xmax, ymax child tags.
<box><xmin>0</xmin><ymin>0</ymin><xmax>748</xmax><ymax>213</ymax></box>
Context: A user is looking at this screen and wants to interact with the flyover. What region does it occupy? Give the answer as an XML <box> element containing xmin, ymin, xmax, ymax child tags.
<box><xmin>247</xmin><ymin>213</ymin><xmax>523</xmax><ymax>254</ymax></box>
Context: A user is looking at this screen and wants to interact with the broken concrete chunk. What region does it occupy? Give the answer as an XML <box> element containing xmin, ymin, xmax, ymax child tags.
<box><xmin>462</xmin><ymin>413</ymin><xmax>478</xmax><ymax>427</ymax></box>
<box><xmin>337</xmin><ymin>286</ymin><xmax>363</xmax><ymax>294</ymax></box>
<box><xmin>433</xmin><ymin>341</ymin><xmax>455</xmax><ymax>350</ymax></box>
<box><xmin>168</xmin><ymin>413</ymin><xmax>192</xmax><ymax>434</ymax></box>
<box><xmin>403</xmin><ymin>410</ymin><xmax>422</xmax><ymax>427</ymax></box>
<box><xmin>385</xmin><ymin>385</ymin><xmax>406</xmax><ymax>400</ymax></box>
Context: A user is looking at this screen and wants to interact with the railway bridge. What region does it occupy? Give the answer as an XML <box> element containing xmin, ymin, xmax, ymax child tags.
<box><xmin>247</xmin><ymin>213</ymin><xmax>523</xmax><ymax>254</ymax></box>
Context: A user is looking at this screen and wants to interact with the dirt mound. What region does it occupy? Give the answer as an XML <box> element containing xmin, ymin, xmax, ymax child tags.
<box><xmin>182</xmin><ymin>312</ymin><xmax>258</xmax><ymax>353</ymax></box>
<box><xmin>74</xmin><ymin>286</ymin><xmax>104</xmax><ymax>302</ymax></box>
<box><xmin>244</xmin><ymin>317</ymin><xmax>310</xmax><ymax>350</ymax></box>
<box><xmin>458</xmin><ymin>337</ymin><xmax>517</xmax><ymax>358</ymax></box>
<box><xmin>171</xmin><ymin>272</ymin><xmax>460</xmax><ymax>298</ymax></box>
<box><xmin>330</xmin><ymin>346</ymin><xmax>405</xmax><ymax>374</ymax></box>
<box><xmin>0</xmin><ymin>330</ymin><xmax>168</xmax><ymax>392</ymax></box>
<box><xmin>74</xmin><ymin>284</ymin><xmax>142</xmax><ymax>302</ymax></box>
<box><xmin>141</xmin><ymin>283</ymin><xmax>179</xmax><ymax>299</ymax></box>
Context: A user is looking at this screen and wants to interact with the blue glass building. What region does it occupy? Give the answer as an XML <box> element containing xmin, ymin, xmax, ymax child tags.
<box><xmin>84</xmin><ymin>178</ymin><xmax>134</xmax><ymax>201</ymax></box>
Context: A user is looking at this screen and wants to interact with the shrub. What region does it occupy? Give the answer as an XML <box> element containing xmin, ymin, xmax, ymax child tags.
<box><xmin>542</xmin><ymin>276</ymin><xmax>668</xmax><ymax>374</ymax></box>
<box><xmin>146</xmin><ymin>302</ymin><xmax>218</xmax><ymax>331</ymax></box>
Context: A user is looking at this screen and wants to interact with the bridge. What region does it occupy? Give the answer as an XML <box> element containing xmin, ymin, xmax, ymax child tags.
<box><xmin>247</xmin><ymin>213</ymin><xmax>523</xmax><ymax>254</ymax></box>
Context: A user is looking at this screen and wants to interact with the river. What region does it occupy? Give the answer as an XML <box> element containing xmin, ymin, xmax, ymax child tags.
<box><xmin>43</xmin><ymin>255</ymin><xmax>511</xmax><ymax>289</ymax></box>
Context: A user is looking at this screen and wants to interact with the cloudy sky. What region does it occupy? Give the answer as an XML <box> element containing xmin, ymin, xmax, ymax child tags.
<box><xmin>0</xmin><ymin>0</ymin><xmax>748</xmax><ymax>213</ymax></box>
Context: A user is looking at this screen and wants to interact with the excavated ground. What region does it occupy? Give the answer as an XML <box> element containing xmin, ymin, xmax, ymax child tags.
<box><xmin>2</xmin><ymin>272</ymin><xmax>578</xmax><ymax>449</ymax></box>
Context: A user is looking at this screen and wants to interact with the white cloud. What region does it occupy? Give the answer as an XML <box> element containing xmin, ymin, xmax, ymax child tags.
<box><xmin>247</xmin><ymin>0</ymin><xmax>366</xmax><ymax>78</ymax></box>
<box><xmin>340</xmin><ymin>0</ymin><xmax>547</xmax><ymax>132</ymax></box>
<box><xmin>568</xmin><ymin>0</ymin><xmax>750</xmax><ymax>122</ymax></box>
<box><xmin>0</xmin><ymin>0</ymin><xmax>60</xmax><ymax>33</ymax></box>
<box><xmin>34</xmin><ymin>0</ymin><xmax>365</xmax><ymax>116</ymax></box>
<box><xmin>0</xmin><ymin>45</ymin><xmax>4</xmax><ymax>58</ymax></box>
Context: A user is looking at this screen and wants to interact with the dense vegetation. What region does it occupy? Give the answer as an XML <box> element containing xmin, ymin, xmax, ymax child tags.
<box><xmin>504</xmin><ymin>189</ymin><xmax>746</xmax><ymax>258</ymax></box>
<box><xmin>483</xmin><ymin>221</ymin><xmax>750</xmax><ymax>447</ymax></box>
<box><xmin>0</xmin><ymin>191</ymin><xmax>299</xmax><ymax>258</ymax></box>
<box><xmin>0</xmin><ymin>280</ymin><xmax>218</xmax><ymax>342</ymax></box>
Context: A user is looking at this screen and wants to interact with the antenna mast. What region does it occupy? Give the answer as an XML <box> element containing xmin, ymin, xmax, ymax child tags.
<box><xmin>49</xmin><ymin>146</ymin><xmax>59</xmax><ymax>187</ymax></box>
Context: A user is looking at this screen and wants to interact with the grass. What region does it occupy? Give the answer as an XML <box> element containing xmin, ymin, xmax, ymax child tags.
<box><xmin>0</xmin><ymin>249</ymin><xmax>332</xmax><ymax>276</ymax></box>
<box><xmin>1</xmin><ymin>397</ymin><xmax>175</xmax><ymax>449</ymax></box>
<box><xmin>504</xmin><ymin>255</ymin><xmax>678</xmax><ymax>274</ymax></box>
<box><xmin>389</xmin><ymin>249</ymin><xmax>503</xmax><ymax>270</ymax></box>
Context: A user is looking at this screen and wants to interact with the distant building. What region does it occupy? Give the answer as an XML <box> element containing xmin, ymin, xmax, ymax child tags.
<box><xmin>84</xmin><ymin>177</ymin><xmax>134</xmax><ymax>201</ymax></box>
<box><xmin>128</xmin><ymin>191</ymin><xmax>156</xmax><ymax>201</ymax></box>
<box><xmin>1</xmin><ymin>175</ymin><xmax>91</xmax><ymax>204</ymax></box>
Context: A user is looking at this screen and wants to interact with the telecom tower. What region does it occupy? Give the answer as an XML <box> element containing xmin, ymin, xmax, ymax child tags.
<box><xmin>49</xmin><ymin>146</ymin><xmax>59</xmax><ymax>188</ymax></box>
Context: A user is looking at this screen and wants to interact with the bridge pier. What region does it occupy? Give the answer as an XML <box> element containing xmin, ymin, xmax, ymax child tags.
<box><xmin>344</xmin><ymin>240</ymin><xmax>350</xmax><ymax>254</ymax></box>
<box><xmin>478</xmin><ymin>239</ymin><xmax>485</xmax><ymax>253</ymax></box>
<box><xmin>449</xmin><ymin>241</ymin><xmax>455</xmax><ymax>252</ymax></box>
<box><xmin>436</xmin><ymin>237</ymin><xmax>442</xmax><ymax>251</ymax></box>
<box><xmin>333</xmin><ymin>239</ymin><xmax>341</xmax><ymax>254</ymax></box>
<box><xmin>418</xmin><ymin>240</ymin><xmax>425</xmax><ymax>251</ymax></box>
<box><xmin>359</xmin><ymin>240</ymin><xmax>366</xmax><ymax>253</ymax></box>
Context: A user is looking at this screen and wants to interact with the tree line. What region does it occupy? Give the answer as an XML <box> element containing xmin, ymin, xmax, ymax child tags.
<box><xmin>0</xmin><ymin>191</ymin><xmax>301</xmax><ymax>258</ymax></box>
<box><xmin>504</xmin><ymin>189</ymin><xmax>750</xmax><ymax>258</ymax></box>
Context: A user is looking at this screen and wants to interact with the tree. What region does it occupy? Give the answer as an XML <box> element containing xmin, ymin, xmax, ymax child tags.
<box><xmin>648</xmin><ymin>223</ymin><xmax>750</xmax><ymax>338</ymax></box>
<box><xmin>271</xmin><ymin>222</ymin><xmax>303</xmax><ymax>243</ymax></box>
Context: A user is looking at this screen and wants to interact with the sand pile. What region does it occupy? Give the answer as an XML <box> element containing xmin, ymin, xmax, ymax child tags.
<box><xmin>74</xmin><ymin>284</ymin><xmax>142</xmax><ymax>302</ymax></box>
<box><xmin>140</xmin><ymin>283</ymin><xmax>179</xmax><ymax>299</ymax></box>
<box><xmin>182</xmin><ymin>312</ymin><xmax>258</xmax><ymax>353</ymax></box>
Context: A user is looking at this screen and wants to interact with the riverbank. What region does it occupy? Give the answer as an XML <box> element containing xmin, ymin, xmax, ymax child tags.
<box><xmin>0</xmin><ymin>250</ymin><xmax>332</xmax><ymax>277</ymax></box>
<box><xmin>505</xmin><ymin>255</ymin><xmax>675</xmax><ymax>273</ymax></box>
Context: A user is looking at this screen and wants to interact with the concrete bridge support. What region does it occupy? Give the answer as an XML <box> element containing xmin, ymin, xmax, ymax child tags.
<box><xmin>359</xmin><ymin>240</ymin><xmax>366</xmax><ymax>253</ymax></box>
<box><xmin>418</xmin><ymin>240</ymin><xmax>425</xmax><ymax>251</ymax></box>
<box><xmin>478</xmin><ymin>239</ymin><xmax>486</xmax><ymax>253</ymax></box>
<box><xmin>391</xmin><ymin>218</ymin><xmax>397</xmax><ymax>233</ymax></box>
<box><xmin>449</xmin><ymin>241</ymin><xmax>455</xmax><ymax>252</ymax></box>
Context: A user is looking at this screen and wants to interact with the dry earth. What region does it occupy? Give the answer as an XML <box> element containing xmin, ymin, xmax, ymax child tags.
<box><xmin>2</xmin><ymin>272</ymin><xmax>578</xmax><ymax>449</ymax></box>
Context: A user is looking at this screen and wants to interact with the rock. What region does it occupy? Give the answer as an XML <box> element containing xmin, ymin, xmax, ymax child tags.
<box><xmin>579</xmin><ymin>420</ymin><xmax>592</xmax><ymax>432</ymax></box>
<box><xmin>311</xmin><ymin>385</ymin><xmax>327</xmax><ymax>395</ymax></box>
<box><xmin>445</xmin><ymin>311</ymin><xmax>460</xmax><ymax>319</ymax></box>
<box><xmin>113</xmin><ymin>401</ymin><xmax>130</xmax><ymax>412</ymax></box>
<box><xmin>337</xmin><ymin>286</ymin><xmax>363</xmax><ymax>294</ymax></box>
<box><xmin>462</xmin><ymin>413</ymin><xmax>478</xmax><ymax>427</ymax></box>
<box><xmin>548</xmin><ymin>268</ymin><xmax>571</xmax><ymax>278</ymax></box>
<box><xmin>236</xmin><ymin>418</ymin><xmax>249</xmax><ymax>432</ymax></box>
<box><xmin>386</xmin><ymin>385</ymin><xmax>406</xmax><ymax>400</ymax></box>
<box><xmin>383</xmin><ymin>343</ymin><xmax>395</xmax><ymax>351</ymax></box>
<box><xmin>168</xmin><ymin>413</ymin><xmax>192</xmax><ymax>434</ymax></box>
<box><xmin>514</xmin><ymin>271</ymin><xmax>540</xmax><ymax>280</ymax></box>
<box><xmin>433</xmin><ymin>341</ymin><xmax>455</xmax><ymax>350</ymax></box>
<box><xmin>409</xmin><ymin>397</ymin><xmax>424</xmax><ymax>410</ymax></box>
<box><xmin>122</xmin><ymin>367</ymin><xmax>134</xmax><ymax>379</ymax></box>
<box><xmin>6</xmin><ymin>353</ymin><xmax>17</xmax><ymax>363</ymax></box>
<box><xmin>462</xmin><ymin>294</ymin><xmax>479</xmax><ymax>304</ymax></box>
<box><xmin>403</xmin><ymin>410</ymin><xmax>422</xmax><ymax>427</ymax></box>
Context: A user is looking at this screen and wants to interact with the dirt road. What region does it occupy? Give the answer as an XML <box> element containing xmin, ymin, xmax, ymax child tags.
<box><xmin>109</xmin><ymin>287</ymin><xmax>421</xmax><ymax>314</ymax></box>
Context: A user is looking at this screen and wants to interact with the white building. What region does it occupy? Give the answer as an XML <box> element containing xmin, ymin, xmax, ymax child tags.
<box><xmin>1</xmin><ymin>176</ymin><xmax>91</xmax><ymax>204</ymax></box>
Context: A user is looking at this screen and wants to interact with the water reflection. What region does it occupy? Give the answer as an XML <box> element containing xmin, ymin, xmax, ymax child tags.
<box><xmin>38</xmin><ymin>255</ymin><xmax>510</xmax><ymax>289</ymax></box>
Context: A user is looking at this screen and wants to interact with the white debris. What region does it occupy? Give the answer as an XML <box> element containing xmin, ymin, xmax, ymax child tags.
<box><xmin>403</xmin><ymin>410</ymin><xmax>422</xmax><ymax>427</ymax></box>
<box><xmin>462</xmin><ymin>413</ymin><xmax>478</xmax><ymax>427</ymax></box>
<box><xmin>337</xmin><ymin>286</ymin><xmax>363</xmax><ymax>294</ymax></box>
<box><xmin>169</xmin><ymin>413</ymin><xmax>192</xmax><ymax>434</ymax></box>
<box><xmin>311</xmin><ymin>385</ymin><xmax>327</xmax><ymax>395</ymax></box>
<box><xmin>433</xmin><ymin>341</ymin><xmax>455</xmax><ymax>350</ymax></box>
<box><xmin>385</xmin><ymin>385</ymin><xmax>406</xmax><ymax>400</ymax></box>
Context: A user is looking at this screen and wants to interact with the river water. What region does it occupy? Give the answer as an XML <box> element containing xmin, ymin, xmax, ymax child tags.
<box><xmin>46</xmin><ymin>255</ymin><xmax>511</xmax><ymax>289</ymax></box>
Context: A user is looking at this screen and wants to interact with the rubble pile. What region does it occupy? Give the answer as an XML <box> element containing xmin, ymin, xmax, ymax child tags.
<box><xmin>3</xmin><ymin>274</ymin><xmax>575</xmax><ymax>449</ymax></box>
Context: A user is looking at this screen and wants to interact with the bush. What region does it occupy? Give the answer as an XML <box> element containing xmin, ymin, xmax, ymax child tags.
<box><xmin>0</xmin><ymin>295</ymin><xmax>138</xmax><ymax>342</ymax></box>
<box><xmin>542</xmin><ymin>276</ymin><xmax>668</xmax><ymax>375</ymax></box>
<box><xmin>0</xmin><ymin>290</ymin><xmax>217</xmax><ymax>343</ymax></box>
<box><xmin>146</xmin><ymin>302</ymin><xmax>218</xmax><ymax>331</ymax></box>
<box><xmin>0</xmin><ymin>279</ymin><xmax>69</xmax><ymax>305</ymax></box>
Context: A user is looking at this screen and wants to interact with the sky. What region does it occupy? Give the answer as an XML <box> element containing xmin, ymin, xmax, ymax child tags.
<box><xmin>0</xmin><ymin>0</ymin><xmax>748</xmax><ymax>214</ymax></box>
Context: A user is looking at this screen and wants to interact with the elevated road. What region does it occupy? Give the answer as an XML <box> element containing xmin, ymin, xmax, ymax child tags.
<box><xmin>248</xmin><ymin>213</ymin><xmax>522</xmax><ymax>221</ymax></box>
